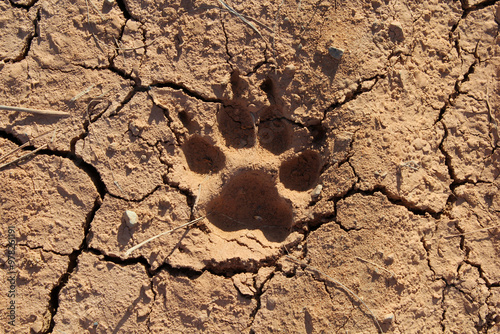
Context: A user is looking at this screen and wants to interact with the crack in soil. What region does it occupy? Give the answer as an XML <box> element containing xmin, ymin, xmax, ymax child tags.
<box><xmin>435</xmin><ymin>58</ymin><xmax>477</xmax><ymax>124</ymax></box>
<box><xmin>16</xmin><ymin>244</ymin><xmax>69</xmax><ymax>257</ymax></box>
<box><xmin>8</xmin><ymin>0</ymin><xmax>38</xmax><ymax>9</ymax></box>
<box><xmin>0</xmin><ymin>131</ymin><xmax>107</xmax><ymax>198</ymax></box>
<box><xmin>421</xmin><ymin>234</ymin><xmax>439</xmax><ymax>280</ymax></box>
<box><xmin>452</xmin><ymin>216</ymin><xmax>497</xmax><ymax>330</ymax></box>
<box><xmin>441</xmin><ymin>284</ymin><xmax>449</xmax><ymax>332</ymax></box>
<box><xmin>322</xmin><ymin>74</ymin><xmax>385</xmax><ymax>122</ymax></box>
<box><xmin>114</xmin><ymin>0</ymin><xmax>132</xmax><ymax>21</ymax></box>
<box><xmin>160</xmin><ymin>172</ymin><xmax>197</xmax><ymax>220</ymax></box>
<box><xmin>461</xmin><ymin>0</ymin><xmax>500</xmax><ymax>12</ymax></box>
<box><xmin>203</xmin><ymin>254</ymin><xmax>283</xmax><ymax>276</ymax></box>
<box><xmin>108</xmin><ymin>184</ymin><xmax>162</xmax><ymax>203</ymax></box>
<box><xmin>438</xmin><ymin>122</ymin><xmax>462</xmax><ymax>188</ymax></box>
<box><xmin>220</xmin><ymin>17</ymin><xmax>234</xmax><ymax>71</ymax></box>
<box><xmin>148</xmin><ymin>94</ymin><xmax>185</xmax><ymax>146</ymax></box>
<box><xmin>2</xmin><ymin>5</ymin><xmax>40</xmax><ymax>63</ymax></box>
<box><xmin>450</xmin><ymin>0</ymin><xmax>499</xmax><ymax>35</ymax></box>
<box><xmin>147</xmin><ymin>81</ymin><xmax>222</xmax><ymax>104</ymax></box>
<box><xmin>145</xmin><ymin>274</ymin><xmax>156</xmax><ymax>334</ymax></box>
<box><xmin>43</xmin><ymin>194</ymin><xmax>101</xmax><ymax>334</ymax></box>
<box><xmin>246</xmin><ymin>267</ymin><xmax>276</xmax><ymax>332</ymax></box>
<box><xmin>20</xmin><ymin>6</ymin><xmax>39</xmax><ymax>62</ymax></box>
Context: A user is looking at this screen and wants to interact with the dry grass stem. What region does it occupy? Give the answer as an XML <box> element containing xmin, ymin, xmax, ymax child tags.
<box><xmin>272</xmin><ymin>0</ymin><xmax>285</xmax><ymax>57</ymax></box>
<box><xmin>70</xmin><ymin>84</ymin><xmax>95</xmax><ymax>102</ymax></box>
<box><xmin>215</xmin><ymin>6</ymin><xmax>272</xmax><ymax>32</ymax></box>
<box><xmin>444</xmin><ymin>224</ymin><xmax>500</xmax><ymax>239</ymax></box>
<box><xmin>87</xmin><ymin>0</ymin><xmax>104</xmax><ymax>20</ymax></box>
<box><xmin>0</xmin><ymin>144</ymin><xmax>48</xmax><ymax>170</ymax></box>
<box><xmin>116</xmin><ymin>38</ymin><xmax>158</xmax><ymax>52</ymax></box>
<box><xmin>113</xmin><ymin>180</ymin><xmax>125</xmax><ymax>194</ymax></box>
<box><xmin>84</xmin><ymin>0</ymin><xmax>92</xmax><ymax>24</ymax></box>
<box><xmin>125</xmin><ymin>216</ymin><xmax>207</xmax><ymax>256</ymax></box>
<box><xmin>356</xmin><ymin>256</ymin><xmax>396</xmax><ymax>278</ymax></box>
<box><xmin>50</xmin><ymin>129</ymin><xmax>56</xmax><ymax>143</ymax></box>
<box><xmin>0</xmin><ymin>104</ymin><xmax>70</xmax><ymax>117</ymax></box>
<box><xmin>192</xmin><ymin>183</ymin><xmax>202</xmax><ymax>215</ymax></box>
<box><xmin>114</xmin><ymin>37</ymin><xmax>128</xmax><ymax>67</ymax></box>
<box><xmin>285</xmin><ymin>255</ymin><xmax>383</xmax><ymax>333</ymax></box>
<box><xmin>0</xmin><ymin>129</ymin><xmax>54</xmax><ymax>163</ymax></box>
<box><xmin>486</xmin><ymin>86</ymin><xmax>499</xmax><ymax>146</ymax></box>
<box><xmin>217</xmin><ymin>0</ymin><xmax>267</xmax><ymax>42</ymax></box>
<box><xmin>192</xmin><ymin>175</ymin><xmax>209</xmax><ymax>216</ymax></box>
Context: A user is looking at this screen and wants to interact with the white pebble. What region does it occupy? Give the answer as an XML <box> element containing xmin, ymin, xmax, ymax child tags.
<box><xmin>311</xmin><ymin>184</ymin><xmax>323</xmax><ymax>199</ymax></box>
<box><xmin>123</xmin><ymin>210</ymin><xmax>138</xmax><ymax>226</ymax></box>
<box><xmin>382</xmin><ymin>313</ymin><xmax>394</xmax><ymax>323</ymax></box>
<box><xmin>285</xmin><ymin>64</ymin><xmax>296</xmax><ymax>72</ymax></box>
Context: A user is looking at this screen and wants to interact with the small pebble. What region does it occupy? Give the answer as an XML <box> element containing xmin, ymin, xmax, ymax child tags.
<box><xmin>123</xmin><ymin>210</ymin><xmax>138</xmax><ymax>226</ymax></box>
<box><xmin>129</xmin><ymin>123</ymin><xmax>141</xmax><ymax>136</ymax></box>
<box><xmin>328</xmin><ymin>46</ymin><xmax>344</xmax><ymax>60</ymax></box>
<box><xmin>285</xmin><ymin>64</ymin><xmax>296</xmax><ymax>73</ymax></box>
<box><xmin>109</xmin><ymin>142</ymin><xmax>119</xmax><ymax>151</ymax></box>
<box><xmin>382</xmin><ymin>313</ymin><xmax>394</xmax><ymax>323</ymax></box>
<box><xmin>311</xmin><ymin>184</ymin><xmax>323</xmax><ymax>199</ymax></box>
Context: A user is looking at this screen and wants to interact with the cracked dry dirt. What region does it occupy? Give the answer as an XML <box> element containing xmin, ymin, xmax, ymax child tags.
<box><xmin>0</xmin><ymin>0</ymin><xmax>499</xmax><ymax>333</ymax></box>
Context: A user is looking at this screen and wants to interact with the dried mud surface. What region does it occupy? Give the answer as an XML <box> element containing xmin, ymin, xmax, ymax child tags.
<box><xmin>0</xmin><ymin>0</ymin><xmax>499</xmax><ymax>333</ymax></box>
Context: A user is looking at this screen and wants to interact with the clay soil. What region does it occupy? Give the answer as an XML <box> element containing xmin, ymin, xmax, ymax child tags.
<box><xmin>1</xmin><ymin>0</ymin><xmax>500</xmax><ymax>333</ymax></box>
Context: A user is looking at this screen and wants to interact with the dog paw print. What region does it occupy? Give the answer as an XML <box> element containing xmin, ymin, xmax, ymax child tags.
<box><xmin>152</xmin><ymin>73</ymin><xmax>323</xmax><ymax>245</ymax></box>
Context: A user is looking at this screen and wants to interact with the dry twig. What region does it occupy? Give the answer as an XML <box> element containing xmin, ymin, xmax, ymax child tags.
<box><xmin>0</xmin><ymin>105</ymin><xmax>70</xmax><ymax>117</ymax></box>
<box><xmin>125</xmin><ymin>216</ymin><xmax>207</xmax><ymax>256</ymax></box>
<box><xmin>486</xmin><ymin>86</ymin><xmax>499</xmax><ymax>147</ymax></box>
<box><xmin>0</xmin><ymin>129</ymin><xmax>54</xmax><ymax>163</ymax></box>
<box><xmin>192</xmin><ymin>176</ymin><xmax>208</xmax><ymax>216</ymax></box>
<box><xmin>70</xmin><ymin>84</ymin><xmax>95</xmax><ymax>102</ymax></box>
<box><xmin>217</xmin><ymin>0</ymin><xmax>267</xmax><ymax>43</ymax></box>
<box><xmin>356</xmin><ymin>256</ymin><xmax>396</xmax><ymax>278</ymax></box>
<box><xmin>0</xmin><ymin>144</ymin><xmax>48</xmax><ymax>170</ymax></box>
<box><xmin>272</xmin><ymin>0</ymin><xmax>285</xmax><ymax>59</ymax></box>
<box><xmin>444</xmin><ymin>224</ymin><xmax>500</xmax><ymax>239</ymax></box>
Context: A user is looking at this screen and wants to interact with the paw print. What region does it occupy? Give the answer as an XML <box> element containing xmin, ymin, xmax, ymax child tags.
<box><xmin>152</xmin><ymin>72</ymin><xmax>323</xmax><ymax>245</ymax></box>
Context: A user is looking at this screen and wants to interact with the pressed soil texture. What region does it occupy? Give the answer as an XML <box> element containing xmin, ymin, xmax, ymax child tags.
<box><xmin>1</xmin><ymin>0</ymin><xmax>499</xmax><ymax>333</ymax></box>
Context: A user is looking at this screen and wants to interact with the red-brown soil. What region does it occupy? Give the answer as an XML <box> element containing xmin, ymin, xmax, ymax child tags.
<box><xmin>1</xmin><ymin>0</ymin><xmax>499</xmax><ymax>333</ymax></box>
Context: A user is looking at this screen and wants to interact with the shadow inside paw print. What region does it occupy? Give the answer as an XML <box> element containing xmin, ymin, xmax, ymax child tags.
<box><xmin>279</xmin><ymin>150</ymin><xmax>322</xmax><ymax>191</ymax></box>
<box><xmin>206</xmin><ymin>170</ymin><xmax>293</xmax><ymax>242</ymax></box>
<box><xmin>258</xmin><ymin>105</ymin><xmax>292</xmax><ymax>155</ymax></box>
<box><xmin>182</xmin><ymin>135</ymin><xmax>225</xmax><ymax>174</ymax></box>
<box><xmin>218</xmin><ymin>100</ymin><xmax>256</xmax><ymax>149</ymax></box>
<box><xmin>181</xmin><ymin>74</ymin><xmax>322</xmax><ymax>242</ymax></box>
